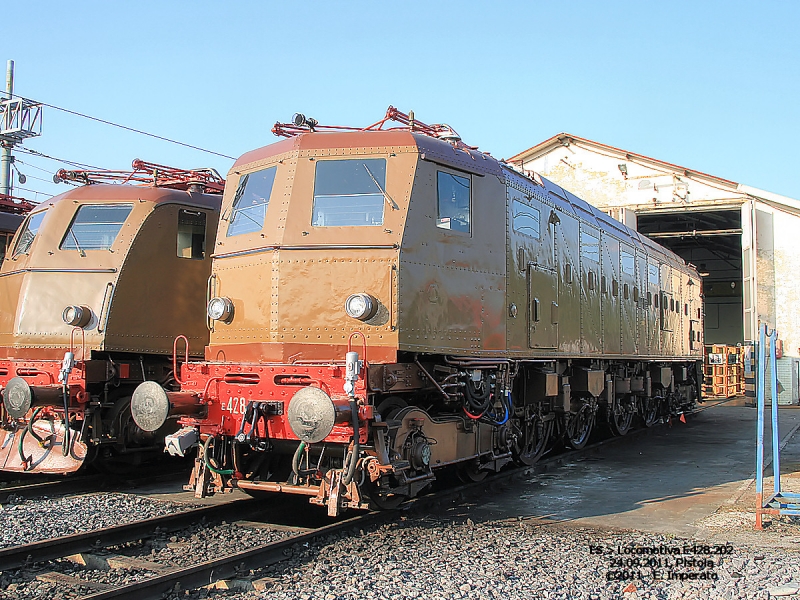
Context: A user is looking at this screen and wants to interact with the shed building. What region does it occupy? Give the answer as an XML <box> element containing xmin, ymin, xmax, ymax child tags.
<box><xmin>508</xmin><ymin>134</ymin><xmax>800</xmax><ymax>403</ymax></box>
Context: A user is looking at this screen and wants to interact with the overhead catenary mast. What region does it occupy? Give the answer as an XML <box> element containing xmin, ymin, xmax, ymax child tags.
<box><xmin>0</xmin><ymin>60</ymin><xmax>43</xmax><ymax>198</ymax></box>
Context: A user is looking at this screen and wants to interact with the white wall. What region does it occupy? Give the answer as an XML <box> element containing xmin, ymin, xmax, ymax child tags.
<box><xmin>519</xmin><ymin>144</ymin><xmax>742</xmax><ymax>211</ymax></box>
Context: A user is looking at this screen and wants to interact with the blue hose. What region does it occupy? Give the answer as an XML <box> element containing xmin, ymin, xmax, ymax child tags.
<box><xmin>483</xmin><ymin>390</ymin><xmax>511</xmax><ymax>426</ymax></box>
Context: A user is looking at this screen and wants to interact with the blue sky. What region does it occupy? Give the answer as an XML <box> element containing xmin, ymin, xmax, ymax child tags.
<box><xmin>3</xmin><ymin>0</ymin><xmax>798</xmax><ymax>203</ymax></box>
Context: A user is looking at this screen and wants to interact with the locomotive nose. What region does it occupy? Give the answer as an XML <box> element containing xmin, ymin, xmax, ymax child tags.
<box><xmin>287</xmin><ymin>387</ymin><xmax>352</xmax><ymax>444</ymax></box>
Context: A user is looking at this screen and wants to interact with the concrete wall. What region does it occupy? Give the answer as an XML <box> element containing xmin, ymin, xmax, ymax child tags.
<box><xmin>770</xmin><ymin>204</ymin><xmax>800</xmax><ymax>361</ymax></box>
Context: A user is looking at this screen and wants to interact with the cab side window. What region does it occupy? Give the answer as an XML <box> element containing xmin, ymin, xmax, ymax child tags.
<box><xmin>177</xmin><ymin>210</ymin><xmax>207</xmax><ymax>259</ymax></box>
<box><xmin>12</xmin><ymin>210</ymin><xmax>46</xmax><ymax>257</ymax></box>
<box><xmin>227</xmin><ymin>166</ymin><xmax>277</xmax><ymax>236</ymax></box>
<box><xmin>436</xmin><ymin>171</ymin><xmax>470</xmax><ymax>233</ymax></box>
<box><xmin>511</xmin><ymin>198</ymin><xmax>540</xmax><ymax>239</ymax></box>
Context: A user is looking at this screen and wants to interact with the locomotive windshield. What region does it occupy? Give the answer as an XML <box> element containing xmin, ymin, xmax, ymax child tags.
<box><xmin>60</xmin><ymin>204</ymin><xmax>133</xmax><ymax>251</ymax></box>
<box><xmin>311</xmin><ymin>158</ymin><xmax>386</xmax><ymax>227</ymax></box>
<box><xmin>12</xmin><ymin>210</ymin><xmax>47</xmax><ymax>257</ymax></box>
<box><xmin>227</xmin><ymin>166</ymin><xmax>278</xmax><ymax>237</ymax></box>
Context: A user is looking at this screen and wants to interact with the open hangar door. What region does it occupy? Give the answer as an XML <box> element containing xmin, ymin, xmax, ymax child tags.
<box><xmin>635</xmin><ymin>207</ymin><xmax>744</xmax><ymax>345</ymax></box>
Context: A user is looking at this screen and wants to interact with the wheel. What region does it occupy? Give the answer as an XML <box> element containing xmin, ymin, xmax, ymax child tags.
<box><xmin>375</xmin><ymin>396</ymin><xmax>408</xmax><ymax>420</ymax></box>
<box><xmin>566</xmin><ymin>404</ymin><xmax>594</xmax><ymax>450</ymax></box>
<box><xmin>456</xmin><ymin>461</ymin><xmax>488</xmax><ymax>483</ymax></box>
<box><xmin>608</xmin><ymin>403</ymin><xmax>634</xmax><ymax>437</ymax></box>
<box><xmin>639</xmin><ymin>397</ymin><xmax>660</xmax><ymax>427</ymax></box>
<box><xmin>364</xmin><ymin>482</ymin><xmax>406</xmax><ymax>510</ymax></box>
<box><xmin>512</xmin><ymin>411</ymin><xmax>552</xmax><ymax>466</ymax></box>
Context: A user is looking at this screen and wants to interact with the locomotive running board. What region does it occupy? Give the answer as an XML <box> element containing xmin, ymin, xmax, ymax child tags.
<box><xmin>0</xmin><ymin>420</ymin><xmax>86</xmax><ymax>474</ymax></box>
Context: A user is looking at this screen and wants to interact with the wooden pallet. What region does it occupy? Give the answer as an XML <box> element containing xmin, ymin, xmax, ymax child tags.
<box><xmin>703</xmin><ymin>344</ymin><xmax>745</xmax><ymax>398</ymax></box>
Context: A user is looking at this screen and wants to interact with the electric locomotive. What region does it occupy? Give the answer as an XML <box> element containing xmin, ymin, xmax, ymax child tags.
<box><xmin>132</xmin><ymin>109</ymin><xmax>703</xmax><ymax>515</ymax></box>
<box><xmin>0</xmin><ymin>161</ymin><xmax>222</xmax><ymax>474</ymax></box>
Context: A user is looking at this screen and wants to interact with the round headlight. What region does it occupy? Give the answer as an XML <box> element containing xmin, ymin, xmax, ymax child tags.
<box><xmin>345</xmin><ymin>293</ymin><xmax>378</xmax><ymax>321</ymax></box>
<box><xmin>207</xmin><ymin>296</ymin><xmax>234</xmax><ymax>322</ymax></box>
<box><xmin>62</xmin><ymin>305</ymin><xmax>92</xmax><ymax>328</ymax></box>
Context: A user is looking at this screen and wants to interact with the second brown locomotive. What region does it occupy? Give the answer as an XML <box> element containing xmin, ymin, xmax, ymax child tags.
<box><xmin>0</xmin><ymin>161</ymin><xmax>222</xmax><ymax>473</ymax></box>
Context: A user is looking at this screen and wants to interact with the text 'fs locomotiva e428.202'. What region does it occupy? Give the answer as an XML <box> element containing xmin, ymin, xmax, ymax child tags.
<box><xmin>129</xmin><ymin>108</ymin><xmax>704</xmax><ymax>516</ymax></box>
<box><xmin>0</xmin><ymin>161</ymin><xmax>223</xmax><ymax>474</ymax></box>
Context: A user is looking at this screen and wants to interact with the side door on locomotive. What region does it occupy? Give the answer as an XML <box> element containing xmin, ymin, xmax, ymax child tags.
<box><xmin>578</xmin><ymin>218</ymin><xmax>602</xmax><ymax>354</ymax></box>
<box><xmin>599</xmin><ymin>223</ymin><xmax>622</xmax><ymax>356</ymax></box>
<box><xmin>506</xmin><ymin>182</ymin><xmax>558</xmax><ymax>351</ymax></box>
<box><xmin>619</xmin><ymin>242</ymin><xmax>638</xmax><ymax>355</ymax></box>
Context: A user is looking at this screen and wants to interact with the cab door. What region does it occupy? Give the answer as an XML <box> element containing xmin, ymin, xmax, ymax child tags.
<box><xmin>620</xmin><ymin>244</ymin><xmax>637</xmax><ymax>355</ymax></box>
<box><xmin>601</xmin><ymin>233</ymin><xmax>621</xmax><ymax>354</ymax></box>
<box><xmin>579</xmin><ymin>225</ymin><xmax>602</xmax><ymax>354</ymax></box>
<box><xmin>507</xmin><ymin>187</ymin><xmax>558</xmax><ymax>349</ymax></box>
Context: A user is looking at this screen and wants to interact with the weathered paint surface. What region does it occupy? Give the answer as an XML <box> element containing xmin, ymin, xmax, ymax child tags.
<box><xmin>204</xmin><ymin>131</ymin><xmax>703</xmax><ymax>365</ymax></box>
<box><xmin>510</xmin><ymin>134</ymin><xmax>800</xmax><ymax>376</ymax></box>
<box><xmin>0</xmin><ymin>185</ymin><xmax>219</xmax><ymax>358</ymax></box>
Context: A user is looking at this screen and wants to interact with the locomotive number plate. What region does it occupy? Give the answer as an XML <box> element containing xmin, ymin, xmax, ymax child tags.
<box><xmin>223</xmin><ymin>397</ymin><xmax>248</xmax><ymax>414</ymax></box>
<box><xmin>221</xmin><ymin>397</ymin><xmax>284</xmax><ymax>415</ymax></box>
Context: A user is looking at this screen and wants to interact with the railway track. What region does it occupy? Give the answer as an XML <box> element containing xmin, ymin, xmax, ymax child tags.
<box><xmin>0</xmin><ymin>464</ymin><xmax>193</xmax><ymax>505</ymax></box>
<box><xmin>0</xmin><ymin>415</ymin><xmax>685</xmax><ymax>599</ymax></box>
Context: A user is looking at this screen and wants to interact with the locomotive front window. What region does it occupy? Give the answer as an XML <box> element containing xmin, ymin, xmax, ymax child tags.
<box><xmin>60</xmin><ymin>204</ymin><xmax>132</xmax><ymax>251</ymax></box>
<box><xmin>227</xmin><ymin>166</ymin><xmax>277</xmax><ymax>236</ymax></box>
<box><xmin>312</xmin><ymin>159</ymin><xmax>386</xmax><ymax>227</ymax></box>
<box><xmin>511</xmin><ymin>199</ymin><xmax>540</xmax><ymax>238</ymax></box>
<box><xmin>12</xmin><ymin>210</ymin><xmax>46</xmax><ymax>257</ymax></box>
<box><xmin>437</xmin><ymin>171</ymin><xmax>471</xmax><ymax>233</ymax></box>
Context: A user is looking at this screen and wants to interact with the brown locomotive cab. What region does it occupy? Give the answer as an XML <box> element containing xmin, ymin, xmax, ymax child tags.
<box><xmin>141</xmin><ymin>109</ymin><xmax>703</xmax><ymax>515</ymax></box>
<box><xmin>0</xmin><ymin>168</ymin><xmax>222</xmax><ymax>474</ymax></box>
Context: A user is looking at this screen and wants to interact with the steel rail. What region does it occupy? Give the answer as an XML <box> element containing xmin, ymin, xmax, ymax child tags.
<box><xmin>3</xmin><ymin>404</ymin><xmax>717</xmax><ymax>596</ymax></box>
<box><xmin>77</xmin><ymin>416</ymin><xmax>685</xmax><ymax>599</ymax></box>
<box><xmin>0</xmin><ymin>466</ymin><xmax>192</xmax><ymax>504</ymax></box>
<box><xmin>79</xmin><ymin>511</ymin><xmax>391</xmax><ymax>600</ymax></box>
<box><xmin>0</xmin><ymin>498</ymin><xmax>259</xmax><ymax>571</ymax></box>
<box><xmin>0</xmin><ymin>476</ymin><xmax>98</xmax><ymax>505</ymax></box>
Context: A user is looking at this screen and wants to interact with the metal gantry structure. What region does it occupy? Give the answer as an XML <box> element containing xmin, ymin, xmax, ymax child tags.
<box><xmin>0</xmin><ymin>59</ymin><xmax>43</xmax><ymax>198</ymax></box>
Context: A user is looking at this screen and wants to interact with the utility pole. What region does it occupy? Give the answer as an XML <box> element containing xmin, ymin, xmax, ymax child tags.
<box><xmin>0</xmin><ymin>60</ymin><xmax>42</xmax><ymax>198</ymax></box>
<box><xmin>0</xmin><ymin>60</ymin><xmax>13</xmax><ymax>197</ymax></box>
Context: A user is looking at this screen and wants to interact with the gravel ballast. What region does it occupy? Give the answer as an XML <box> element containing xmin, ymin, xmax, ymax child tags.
<box><xmin>213</xmin><ymin>515</ymin><xmax>800</xmax><ymax>600</ymax></box>
<box><xmin>0</xmin><ymin>492</ymin><xmax>188</xmax><ymax>548</ymax></box>
<box><xmin>0</xmin><ymin>495</ymin><xmax>798</xmax><ymax>599</ymax></box>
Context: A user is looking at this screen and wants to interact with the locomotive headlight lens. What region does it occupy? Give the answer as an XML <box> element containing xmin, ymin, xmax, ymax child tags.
<box><xmin>62</xmin><ymin>305</ymin><xmax>92</xmax><ymax>328</ymax></box>
<box><xmin>345</xmin><ymin>293</ymin><xmax>378</xmax><ymax>321</ymax></box>
<box><xmin>207</xmin><ymin>296</ymin><xmax>234</xmax><ymax>322</ymax></box>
